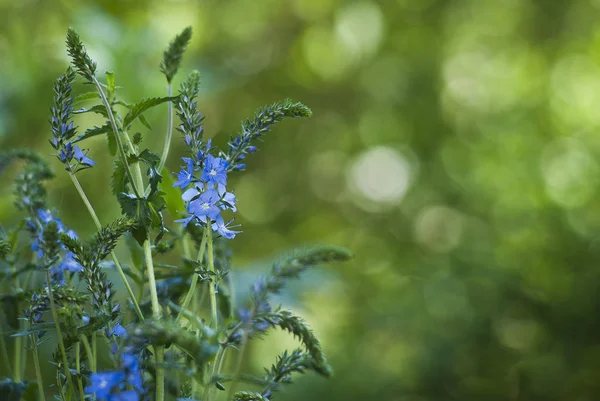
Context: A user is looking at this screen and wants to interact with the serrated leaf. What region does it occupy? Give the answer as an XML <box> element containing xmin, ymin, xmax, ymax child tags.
<box><xmin>111</xmin><ymin>159</ymin><xmax>127</xmax><ymax>196</ymax></box>
<box><xmin>160</xmin><ymin>167</ymin><xmax>186</xmax><ymax>218</ymax></box>
<box><xmin>73</xmin><ymin>104</ymin><xmax>109</xmax><ymax>118</ymax></box>
<box><xmin>73</xmin><ymin>91</ymin><xmax>99</xmax><ymax>104</ymax></box>
<box><xmin>138</xmin><ymin>149</ymin><xmax>163</xmax><ymax>196</ymax></box>
<box><xmin>126</xmin><ymin>234</ymin><xmax>144</xmax><ymax>270</ymax></box>
<box><xmin>139</xmin><ymin>114</ymin><xmax>152</xmax><ymax>130</ymax></box>
<box><xmin>118</xmin><ymin>193</ymin><xmax>153</xmax><ymax>245</ymax></box>
<box><xmin>123</xmin><ymin>97</ymin><xmax>177</xmax><ymax>129</ymax></box>
<box><xmin>72</xmin><ymin>123</ymin><xmax>111</xmax><ymax>143</ymax></box>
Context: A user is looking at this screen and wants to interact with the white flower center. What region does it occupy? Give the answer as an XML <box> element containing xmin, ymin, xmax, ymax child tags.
<box><xmin>201</xmin><ymin>202</ymin><xmax>210</xmax><ymax>210</ymax></box>
<box><xmin>210</xmin><ymin>169</ymin><xmax>217</xmax><ymax>176</ymax></box>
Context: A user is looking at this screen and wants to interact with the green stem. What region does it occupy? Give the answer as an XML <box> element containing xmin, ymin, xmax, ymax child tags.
<box><xmin>80</xmin><ymin>335</ymin><xmax>95</xmax><ymax>373</ymax></box>
<box><xmin>67</xmin><ymin>171</ymin><xmax>144</xmax><ymax>321</ymax></box>
<box><xmin>91</xmin><ymin>77</ymin><xmax>140</xmax><ymax>198</ymax></box>
<box><xmin>13</xmin><ymin>335</ymin><xmax>21</xmax><ymax>382</ymax></box>
<box><xmin>175</xmin><ymin>230</ymin><xmax>208</xmax><ymax>323</ymax></box>
<box><xmin>158</xmin><ymin>84</ymin><xmax>173</xmax><ymax>174</ymax></box>
<box><xmin>206</xmin><ymin>228</ymin><xmax>218</xmax><ymax>328</ymax></box>
<box><xmin>30</xmin><ymin>334</ymin><xmax>45</xmax><ymax>401</ymax></box>
<box><xmin>227</xmin><ymin>311</ymin><xmax>254</xmax><ymax>401</ymax></box>
<box><xmin>76</xmin><ymin>343</ymin><xmax>85</xmax><ymax>401</ymax></box>
<box><xmin>206</xmin><ymin>346</ymin><xmax>227</xmax><ymax>401</ymax></box>
<box><xmin>45</xmin><ymin>270</ymin><xmax>76</xmax><ymax>399</ymax></box>
<box><xmin>0</xmin><ymin>333</ymin><xmax>13</xmax><ymax>377</ymax></box>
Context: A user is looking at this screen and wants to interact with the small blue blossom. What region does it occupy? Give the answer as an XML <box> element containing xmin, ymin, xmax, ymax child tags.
<box><xmin>211</xmin><ymin>216</ymin><xmax>240</xmax><ymax>239</ymax></box>
<box><xmin>173</xmin><ymin>157</ymin><xmax>194</xmax><ymax>189</ymax></box>
<box><xmin>188</xmin><ymin>188</ymin><xmax>221</xmax><ymax>223</ymax></box>
<box><xmin>73</xmin><ymin>144</ymin><xmax>96</xmax><ymax>167</ymax></box>
<box><xmin>201</xmin><ymin>154</ymin><xmax>228</xmax><ymax>188</ymax></box>
<box><xmin>58</xmin><ymin>251</ymin><xmax>83</xmax><ymax>273</ymax></box>
<box><xmin>85</xmin><ymin>371</ymin><xmax>125</xmax><ymax>400</ymax></box>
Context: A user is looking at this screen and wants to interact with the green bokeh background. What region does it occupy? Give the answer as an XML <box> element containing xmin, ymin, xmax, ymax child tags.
<box><xmin>3</xmin><ymin>0</ymin><xmax>600</xmax><ymax>400</ymax></box>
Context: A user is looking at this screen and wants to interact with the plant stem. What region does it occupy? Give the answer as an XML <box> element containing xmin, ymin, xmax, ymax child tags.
<box><xmin>45</xmin><ymin>270</ymin><xmax>76</xmax><ymax>399</ymax></box>
<box><xmin>175</xmin><ymin>230</ymin><xmax>208</xmax><ymax>323</ymax></box>
<box><xmin>13</xmin><ymin>335</ymin><xmax>21</xmax><ymax>382</ymax></box>
<box><xmin>91</xmin><ymin>77</ymin><xmax>140</xmax><ymax>198</ymax></box>
<box><xmin>0</xmin><ymin>333</ymin><xmax>13</xmax><ymax>377</ymax></box>
<box><xmin>30</xmin><ymin>334</ymin><xmax>45</xmax><ymax>401</ymax></box>
<box><xmin>206</xmin><ymin>228</ymin><xmax>218</xmax><ymax>328</ymax></box>
<box><xmin>206</xmin><ymin>345</ymin><xmax>227</xmax><ymax>401</ymax></box>
<box><xmin>158</xmin><ymin>84</ymin><xmax>173</xmax><ymax>174</ymax></box>
<box><xmin>80</xmin><ymin>335</ymin><xmax>95</xmax><ymax>372</ymax></box>
<box><xmin>68</xmin><ymin>171</ymin><xmax>145</xmax><ymax>321</ymax></box>
<box><xmin>227</xmin><ymin>311</ymin><xmax>254</xmax><ymax>401</ymax></box>
<box><xmin>76</xmin><ymin>343</ymin><xmax>85</xmax><ymax>401</ymax></box>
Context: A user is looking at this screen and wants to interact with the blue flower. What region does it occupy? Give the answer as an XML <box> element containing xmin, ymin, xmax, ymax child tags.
<box><xmin>121</xmin><ymin>353</ymin><xmax>144</xmax><ymax>392</ymax></box>
<box><xmin>110</xmin><ymin>391</ymin><xmax>139</xmax><ymax>401</ymax></box>
<box><xmin>73</xmin><ymin>144</ymin><xmax>96</xmax><ymax>167</ymax></box>
<box><xmin>188</xmin><ymin>188</ymin><xmax>222</xmax><ymax>223</ymax></box>
<box><xmin>211</xmin><ymin>216</ymin><xmax>240</xmax><ymax>239</ymax></box>
<box><xmin>58</xmin><ymin>251</ymin><xmax>83</xmax><ymax>272</ymax></box>
<box><xmin>85</xmin><ymin>371</ymin><xmax>125</xmax><ymax>400</ymax></box>
<box><xmin>173</xmin><ymin>157</ymin><xmax>194</xmax><ymax>189</ymax></box>
<box><xmin>201</xmin><ymin>154</ymin><xmax>228</xmax><ymax>187</ymax></box>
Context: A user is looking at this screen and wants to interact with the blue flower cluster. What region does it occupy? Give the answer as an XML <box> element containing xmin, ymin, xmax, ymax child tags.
<box><xmin>28</xmin><ymin>209</ymin><xmax>83</xmax><ymax>283</ymax></box>
<box><xmin>174</xmin><ymin>143</ymin><xmax>240</xmax><ymax>239</ymax></box>
<box><xmin>85</xmin><ymin>352</ymin><xmax>145</xmax><ymax>401</ymax></box>
<box><xmin>49</xmin><ymin>68</ymin><xmax>96</xmax><ymax>171</ymax></box>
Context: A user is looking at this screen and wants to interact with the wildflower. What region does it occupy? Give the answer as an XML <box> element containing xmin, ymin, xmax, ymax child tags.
<box><xmin>84</xmin><ymin>353</ymin><xmax>144</xmax><ymax>401</ymax></box>
<box><xmin>173</xmin><ymin>157</ymin><xmax>194</xmax><ymax>189</ymax></box>
<box><xmin>211</xmin><ymin>216</ymin><xmax>240</xmax><ymax>239</ymax></box>
<box><xmin>188</xmin><ymin>188</ymin><xmax>221</xmax><ymax>223</ymax></box>
<box><xmin>73</xmin><ymin>144</ymin><xmax>96</xmax><ymax>167</ymax></box>
<box><xmin>85</xmin><ymin>371</ymin><xmax>125</xmax><ymax>400</ymax></box>
<box><xmin>201</xmin><ymin>154</ymin><xmax>228</xmax><ymax>188</ymax></box>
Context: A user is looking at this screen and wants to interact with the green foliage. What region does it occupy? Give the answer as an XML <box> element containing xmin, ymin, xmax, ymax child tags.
<box><xmin>159</xmin><ymin>167</ymin><xmax>186</xmax><ymax>218</ymax></box>
<box><xmin>233</xmin><ymin>391</ymin><xmax>270</xmax><ymax>401</ymax></box>
<box><xmin>253</xmin><ymin>309</ymin><xmax>332</xmax><ymax>377</ymax></box>
<box><xmin>127</xmin><ymin>319</ymin><xmax>219</xmax><ymax>365</ymax></box>
<box><xmin>72</xmin><ymin>123</ymin><xmax>112</xmax><ymax>144</ymax></box>
<box><xmin>160</xmin><ymin>26</ymin><xmax>193</xmax><ymax>83</ymax></box>
<box><xmin>65</xmin><ymin>27</ymin><xmax>97</xmax><ymax>82</ymax></box>
<box><xmin>122</xmin><ymin>97</ymin><xmax>178</xmax><ymax>130</ymax></box>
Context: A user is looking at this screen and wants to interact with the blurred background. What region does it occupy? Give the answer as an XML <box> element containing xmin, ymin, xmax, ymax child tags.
<box><xmin>3</xmin><ymin>0</ymin><xmax>600</xmax><ymax>400</ymax></box>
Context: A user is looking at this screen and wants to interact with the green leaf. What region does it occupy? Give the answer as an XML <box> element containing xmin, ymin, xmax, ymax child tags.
<box><xmin>139</xmin><ymin>114</ymin><xmax>152</xmax><ymax>130</ymax></box>
<box><xmin>73</xmin><ymin>91</ymin><xmax>99</xmax><ymax>104</ymax></box>
<box><xmin>110</xmin><ymin>159</ymin><xmax>127</xmax><ymax>196</ymax></box>
<box><xmin>123</xmin><ymin>97</ymin><xmax>177</xmax><ymax>130</ymax></box>
<box><xmin>108</xmin><ymin>128</ymin><xmax>117</xmax><ymax>155</ymax></box>
<box><xmin>118</xmin><ymin>193</ymin><xmax>153</xmax><ymax>245</ymax></box>
<box><xmin>160</xmin><ymin>167</ymin><xmax>186</xmax><ymax>218</ymax></box>
<box><xmin>10</xmin><ymin>321</ymin><xmax>60</xmax><ymax>337</ymax></box>
<box><xmin>72</xmin><ymin>123</ymin><xmax>111</xmax><ymax>143</ymax></box>
<box><xmin>73</xmin><ymin>104</ymin><xmax>109</xmax><ymax>118</ymax></box>
<box><xmin>106</xmin><ymin>71</ymin><xmax>115</xmax><ymax>102</ymax></box>
<box><xmin>126</xmin><ymin>233</ymin><xmax>144</xmax><ymax>270</ymax></box>
<box><xmin>137</xmin><ymin>149</ymin><xmax>163</xmax><ymax>196</ymax></box>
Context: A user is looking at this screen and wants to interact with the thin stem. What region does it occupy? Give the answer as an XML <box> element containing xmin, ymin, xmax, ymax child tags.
<box><xmin>76</xmin><ymin>343</ymin><xmax>85</xmax><ymax>401</ymax></box>
<box><xmin>80</xmin><ymin>335</ymin><xmax>95</xmax><ymax>373</ymax></box>
<box><xmin>30</xmin><ymin>334</ymin><xmax>46</xmax><ymax>401</ymax></box>
<box><xmin>68</xmin><ymin>171</ymin><xmax>145</xmax><ymax>321</ymax></box>
<box><xmin>0</xmin><ymin>333</ymin><xmax>13</xmax><ymax>377</ymax></box>
<box><xmin>175</xmin><ymin>230</ymin><xmax>208</xmax><ymax>323</ymax></box>
<box><xmin>91</xmin><ymin>76</ymin><xmax>140</xmax><ymax>198</ymax></box>
<box><xmin>13</xmin><ymin>335</ymin><xmax>21</xmax><ymax>382</ymax></box>
<box><xmin>206</xmin><ymin>346</ymin><xmax>227</xmax><ymax>401</ymax></box>
<box><xmin>158</xmin><ymin>84</ymin><xmax>173</xmax><ymax>173</ymax></box>
<box><xmin>227</xmin><ymin>311</ymin><xmax>254</xmax><ymax>401</ymax></box>
<box><xmin>206</xmin><ymin>228</ymin><xmax>218</xmax><ymax>328</ymax></box>
<box><xmin>45</xmin><ymin>270</ymin><xmax>76</xmax><ymax>399</ymax></box>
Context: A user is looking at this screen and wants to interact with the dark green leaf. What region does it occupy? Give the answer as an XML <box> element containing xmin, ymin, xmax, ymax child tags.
<box><xmin>123</xmin><ymin>97</ymin><xmax>177</xmax><ymax>130</ymax></box>
<box><xmin>73</xmin><ymin>104</ymin><xmax>109</xmax><ymax>118</ymax></box>
<box><xmin>111</xmin><ymin>159</ymin><xmax>127</xmax><ymax>197</ymax></box>
<box><xmin>139</xmin><ymin>114</ymin><xmax>152</xmax><ymax>130</ymax></box>
<box><xmin>126</xmin><ymin>234</ymin><xmax>144</xmax><ymax>270</ymax></box>
<box><xmin>72</xmin><ymin>124</ymin><xmax>111</xmax><ymax>143</ymax></box>
<box><xmin>73</xmin><ymin>91</ymin><xmax>99</xmax><ymax>104</ymax></box>
<box><xmin>118</xmin><ymin>193</ymin><xmax>153</xmax><ymax>245</ymax></box>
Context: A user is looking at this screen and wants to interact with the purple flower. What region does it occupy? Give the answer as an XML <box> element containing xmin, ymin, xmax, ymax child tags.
<box><xmin>173</xmin><ymin>157</ymin><xmax>194</xmax><ymax>189</ymax></box>
<box><xmin>201</xmin><ymin>154</ymin><xmax>228</xmax><ymax>187</ymax></box>
<box><xmin>85</xmin><ymin>371</ymin><xmax>124</xmax><ymax>400</ymax></box>
<box><xmin>73</xmin><ymin>144</ymin><xmax>96</xmax><ymax>167</ymax></box>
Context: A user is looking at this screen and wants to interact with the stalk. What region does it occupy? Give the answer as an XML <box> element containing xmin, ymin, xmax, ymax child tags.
<box><xmin>206</xmin><ymin>228</ymin><xmax>218</xmax><ymax>327</ymax></box>
<box><xmin>45</xmin><ymin>270</ymin><xmax>76</xmax><ymax>399</ymax></box>
<box><xmin>68</xmin><ymin>171</ymin><xmax>144</xmax><ymax>321</ymax></box>
<box><xmin>80</xmin><ymin>335</ymin><xmax>95</xmax><ymax>372</ymax></box>
<box><xmin>76</xmin><ymin>343</ymin><xmax>85</xmax><ymax>401</ymax></box>
<box><xmin>0</xmin><ymin>333</ymin><xmax>13</xmax><ymax>377</ymax></box>
<box><xmin>30</xmin><ymin>334</ymin><xmax>45</xmax><ymax>401</ymax></box>
<box><xmin>175</xmin><ymin>230</ymin><xmax>208</xmax><ymax>323</ymax></box>
<box><xmin>158</xmin><ymin>84</ymin><xmax>173</xmax><ymax>173</ymax></box>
